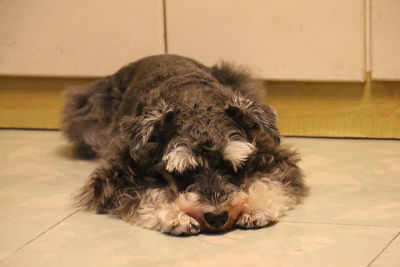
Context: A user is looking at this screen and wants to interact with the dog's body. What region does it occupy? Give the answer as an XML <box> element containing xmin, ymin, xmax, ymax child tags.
<box><xmin>62</xmin><ymin>55</ymin><xmax>307</xmax><ymax>235</ymax></box>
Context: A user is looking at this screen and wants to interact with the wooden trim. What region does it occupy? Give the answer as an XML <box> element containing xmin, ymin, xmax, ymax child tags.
<box><xmin>0</xmin><ymin>76</ymin><xmax>96</xmax><ymax>129</ymax></box>
<box><xmin>1</xmin><ymin>77</ymin><xmax>399</xmax><ymax>138</ymax></box>
<box><xmin>265</xmin><ymin>80</ymin><xmax>400</xmax><ymax>139</ymax></box>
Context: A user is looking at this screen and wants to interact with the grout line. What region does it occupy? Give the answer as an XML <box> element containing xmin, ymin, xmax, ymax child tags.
<box><xmin>162</xmin><ymin>0</ymin><xmax>168</xmax><ymax>54</ymax></box>
<box><xmin>1</xmin><ymin>209</ymin><xmax>81</xmax><ymax>262</ymax></box>
<box><xmin>282</xmin><ymin>220</ymin><xmax>398</xmax><ymax>228</ymax></box>
<box><xmin>367</xmin><ymin>231</ymin><xmax>400</xmax><ymax>267</ymax></box>
<box><xmin>364</xmin><ymin>0</ymin><xmax>371</xmax><ymax>73</ymax></box>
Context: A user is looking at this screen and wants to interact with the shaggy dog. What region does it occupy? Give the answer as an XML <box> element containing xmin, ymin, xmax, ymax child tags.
<box><xmin>62</xmin><ymin>55</ymin><xmax>307</xmax><ymax>235</ymax></box>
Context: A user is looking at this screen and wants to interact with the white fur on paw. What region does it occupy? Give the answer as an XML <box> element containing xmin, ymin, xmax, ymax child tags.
<box><xmin>236</xmin><ymin>211</ymin><xmax>275</xmax><ymax>228</ymax></box>
<box><xmin>161</xmin><ymin>213</ymin><xmax>200</xmax><ymax>235</ymax></box>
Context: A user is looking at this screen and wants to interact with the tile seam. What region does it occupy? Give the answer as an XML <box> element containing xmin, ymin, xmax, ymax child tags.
<box><xmin>366</xmin><ymin>231</ymin><xmax>400</xmax><ymax>267</ymax></box>
<box><xmin>0</xmin><ymin>208</ymin><xmax>81</xmax><ymax>263</ymax></box>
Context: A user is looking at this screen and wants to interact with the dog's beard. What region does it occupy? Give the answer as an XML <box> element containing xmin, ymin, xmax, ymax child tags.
<box><xmin>131</xmin><ymin>174</ymin><xmax>295</xmax><ymax>234</ymax></box>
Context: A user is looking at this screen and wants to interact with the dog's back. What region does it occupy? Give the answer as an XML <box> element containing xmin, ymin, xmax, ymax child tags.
<box><xmin>62</xmin><ymin>55</ymin><xmax>258</xmax><ymax>158</ymax></box>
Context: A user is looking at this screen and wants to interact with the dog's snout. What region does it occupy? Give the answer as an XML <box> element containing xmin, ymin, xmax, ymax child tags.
<box><xmin>203</xmin><ymin>211</ymin><xmax>229</xmax><ymax>228</ymax></box>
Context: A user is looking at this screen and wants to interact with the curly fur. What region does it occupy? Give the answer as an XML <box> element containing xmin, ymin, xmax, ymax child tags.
<box><xmin>62</xmin><ymin>55</ymin><xmax>308</xmax><ymax>235</ymax></box>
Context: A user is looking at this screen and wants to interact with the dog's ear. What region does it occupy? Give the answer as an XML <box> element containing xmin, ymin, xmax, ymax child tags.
<box><xmin>225</xmin><ymin>93</ymin><xmax>280</xmax><ymax>144</ymax></box>
<box><xmin>120</xmin><ymin>100</ymin><xmax>178</xmax><ymax>159</ymax></box>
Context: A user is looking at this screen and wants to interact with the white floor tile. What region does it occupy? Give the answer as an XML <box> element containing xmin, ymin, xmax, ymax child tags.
<box><xmin>283</xmin><ymin>138</ymin><xmax>400</xmax><ymax>227</ymax></box>
<box><xmin>1</xmin><ymin>130</ymin><xmax>400</xmax><ymax>266</ymax></box>
<box><xmin>1</xmin><ymin>212</ymin><xmax>398</xmax><ymax>267</ymax></box>
<box><xmin>0</xmin><ymin>130</ymin><xmax>95</xmax><ymax>260</ymax></box>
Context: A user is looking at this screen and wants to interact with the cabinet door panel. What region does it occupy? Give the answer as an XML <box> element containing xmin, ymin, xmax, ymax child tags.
<box><xmin>167</xmin><ymin>0</ymin><xmax>364</xmax><ymax>81</ymax></box>
<box><xmin>0</xmin><ymin>0</ymin><xmax>164</xmax><ymax>76</ymax></box>
<box><xmin>371</xmin><ymin>0</ymin><xmax>400</xmax><ymax>80</ymax></box>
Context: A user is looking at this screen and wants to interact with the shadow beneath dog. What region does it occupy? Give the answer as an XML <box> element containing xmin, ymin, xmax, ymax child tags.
<box><xmin>167</xmin><ymin>222</ymin><xmax>278</xmax><ymax>238</ymax></box>
<box><xmin>235</xmin><ymin>221</ymin><xmax>278</xmax><ymax>231</ymax></box>
<box><xmin>55</xmin><ymin>144</ymin><xmax>97</xmax><ymax>161</ymax></box>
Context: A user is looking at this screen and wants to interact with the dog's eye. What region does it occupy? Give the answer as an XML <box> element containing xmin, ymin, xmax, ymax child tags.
<box><xmin>148</xmin><ymin>133</ymin><xmax>157</xmax><ymax>143</ymax></box>
<box><xmin>186</xmin><ymin>184</ymin><xmax>198</xmax><ymax>192</ymax></box>
<box><xmin>220</xmin><ymin>158</ymin><xmax>246</xmax><ymax>174</ymax></box>
<box><xmin>172</xmin><ymin>171</ymin><xmax>196</xmax><ymax>191</ymax></box>
<box><xmin>219</xmin><ymin>164</ymin><xmax>246</xmax><ymax>186</ymax></box>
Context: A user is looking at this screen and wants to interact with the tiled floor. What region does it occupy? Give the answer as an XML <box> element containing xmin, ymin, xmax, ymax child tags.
<box><xmin>0</xmin><ymin>129</ymin><xmax>399</xmax><ymax>267</ymax></box>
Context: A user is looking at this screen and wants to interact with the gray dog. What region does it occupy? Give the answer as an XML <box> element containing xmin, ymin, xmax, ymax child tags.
<box><xmin>62</xmin><ymin>55</ymin><xmax>307</xmax><ymax>235</ymax></box>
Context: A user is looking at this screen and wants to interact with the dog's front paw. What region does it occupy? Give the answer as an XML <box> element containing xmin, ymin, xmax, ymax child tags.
<box><xmin>236</xmin><ymin>211</ymin><xmax>275</xmax><ymax>229</ymax></box>
<box><xmin>161</xmin><ymin>213</ymin><xmax>201</xmax><ymax>235</ymax></box>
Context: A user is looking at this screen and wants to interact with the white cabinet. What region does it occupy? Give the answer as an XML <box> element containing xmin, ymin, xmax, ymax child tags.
<box><xmin>166</xmin><ymin>0</ymin><xmax>365</xmax><ymax>81</ymax></box>
<box><xmin>0</xmin><ymin>0</ymin><xmax>164</xmax><ymax>76</ymax></box>
<box><xmin>371</xmin><ymin>0</ymin><xmax>400</xmax><ymax>80</ymax></box>
<box><xmin>3</xmin><ymin>1</ymin><xmax>398</xmax><ymax>81</ymax></box>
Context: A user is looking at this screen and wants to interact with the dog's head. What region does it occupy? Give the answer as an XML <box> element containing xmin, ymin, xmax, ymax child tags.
<box><xmin>120</xmin><ymin>94</ymin><xmax>280</xmax><ymax>232</ymax></box>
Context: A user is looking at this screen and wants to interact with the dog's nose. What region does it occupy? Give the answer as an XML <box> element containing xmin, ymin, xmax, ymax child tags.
<box><xmin>203</xmin><ymin>211</ymin><xmax>229</xmax><ymax>228</ymax></box>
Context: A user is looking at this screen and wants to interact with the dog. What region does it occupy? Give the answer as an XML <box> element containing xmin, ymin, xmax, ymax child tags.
<box><xmin>62</xmin><ymin>55</ymin><xmax>308</xmax><ymax>235</ymax></box>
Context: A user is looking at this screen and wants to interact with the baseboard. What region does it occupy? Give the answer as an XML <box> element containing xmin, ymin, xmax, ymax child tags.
<box><xmin>266</xmin><ymin>81</ymin><xmax>400</xmax><ymax>139</ymax></box>
<box><xmin>1</xmin><ymin>76</ymin><xmax>399</xmax><ymax>138</ymax></box>
<box><xmin>0</xmin><ymin>76</ymin><xmax>96</xmax><ymax>129</ymax></box>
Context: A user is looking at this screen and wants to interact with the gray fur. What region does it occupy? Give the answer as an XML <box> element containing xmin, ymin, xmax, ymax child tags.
<box><xmin>62</xmin><ymin>55</ymin><xmax>308</xmax><ymax>234</ymax></box>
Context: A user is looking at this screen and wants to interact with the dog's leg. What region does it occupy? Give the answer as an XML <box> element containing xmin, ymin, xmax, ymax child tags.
<box><xmin>76</xmin><ymin>163</ymin><xmax>200</xmax><ymax>235</ymax></box>
<box><xmin>236</xmin><ymin>142</ymin><xmax>308</xmax><ymax>229</ymax></box>
<box><xmin>236</xmin><ymin>179</ymin><xmax>295</xmax><ymax>228</ymax></box>
<box><xmin>132</xmin><ymin>188</ymin><xmax>201</xmax><ymax>235</ymax></box>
